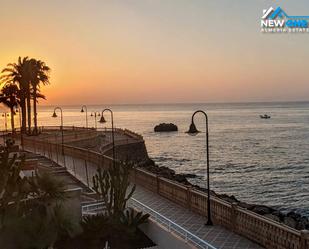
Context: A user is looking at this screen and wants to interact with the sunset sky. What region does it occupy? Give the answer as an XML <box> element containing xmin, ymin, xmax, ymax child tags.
<box><xmin>0</xmin><ymin>0</ymin><xmax>308</xmax><ymax>105</ymax></box>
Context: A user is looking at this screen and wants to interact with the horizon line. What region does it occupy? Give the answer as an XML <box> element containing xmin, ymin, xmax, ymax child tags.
<box><xmin>37</xmin><ymin>100</ymin><xmax>309</xmax><ymax>108</ymax></box>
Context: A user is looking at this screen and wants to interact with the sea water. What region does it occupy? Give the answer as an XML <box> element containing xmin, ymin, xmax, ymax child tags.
<box><xmin>3</xmin><ymin>102</ymin><xmax>309</xmax><ymax>216</ymax></box>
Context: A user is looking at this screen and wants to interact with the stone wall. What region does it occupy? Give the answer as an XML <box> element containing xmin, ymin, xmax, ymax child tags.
<box><xmin>104</xmin><ymin>141</ymin><xmax>149</xmax><ymax>163</ymax></box>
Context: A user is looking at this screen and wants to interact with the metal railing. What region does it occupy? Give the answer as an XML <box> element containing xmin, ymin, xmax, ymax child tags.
<box><xmin>129</xmin><ymin>198</ymin><xmax>217</xmax><ymax>249</ymax></box>
<box><xmin>82</xmin><ymin>201</ymin><xmax>106</xmax><ymax>216</ymax></box>
<box><xmin>80</xmin><ymin>198</ymin><xmax>217</xmax><ymax>249</ymax></box>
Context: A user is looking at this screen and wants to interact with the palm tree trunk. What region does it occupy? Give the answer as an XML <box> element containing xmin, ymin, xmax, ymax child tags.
<box><xmin>27</xmin><ymin>94</ymin><xmax>31</xmax><ymax>134</ymax></box>
<box><xmin>33</xmin><ymin>86</ymin><xmax>38</xmax><ymax>135</ymax></box>
<box><xmin>10</xmin><ymin>107</ymin><xmax>15</xmax><ymax>134</ymax></box>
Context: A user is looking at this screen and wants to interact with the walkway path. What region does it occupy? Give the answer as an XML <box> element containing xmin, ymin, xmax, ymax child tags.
<box><xmin>133</xmin><ymin>185</ymin><xmax>264</xmax><ymax>249</ymax></box>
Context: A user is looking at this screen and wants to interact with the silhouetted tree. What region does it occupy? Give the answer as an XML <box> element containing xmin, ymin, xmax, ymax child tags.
<box><xmin>0</xmin><ymin>84</ymin><xmax>19</xmax><ymax>133</ymax></box>
<box><xmin>0</xmin><ymin>57</ymin><xmax>51</xmax><ymax>135</ymax></box>
<box><xmin>29</xmin><ymin>59</ymin><xmax>50</xmax><ymax>135</ymax></box>
<box><xmin>0</xmin><ymin>57</ymin><xmax>31</xmax><ymax>133</ymax></box>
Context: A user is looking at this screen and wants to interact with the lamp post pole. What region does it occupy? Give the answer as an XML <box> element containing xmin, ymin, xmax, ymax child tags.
<box><xmin>81</xmin><ymin>105</ymin><xmax>88</xmax><ymax>128</ymax></box>
<box><xmin>16</xmin><ymin>107</ymin><xmax>23</xmax><ymax>150</ymax></box>
<box><xmin>92</xmin><ymin>112</ymin><xmax>100</xmax><ymax>130</ymax></box>
<box><xmin>187</xmin><ymin>110</ymin><xmax>213</xmax><ymax>226</ymax></box>
<box><xmin>101</xmin><ymin>108</ymin><xmax>115</xmax><ymax>165</ymax></box>
<box><xmin>52</xmin><ymin>107</ymin><xmax>65</xmax><ymax>166</ymax></box>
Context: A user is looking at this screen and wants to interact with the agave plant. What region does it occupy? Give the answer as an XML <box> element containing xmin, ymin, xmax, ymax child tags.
<box><xmin>81</xmin><ymin>214</ymin><xmax>109</xmax><ymax>235</ymax></box>
<box><xmin>120</xmin><ymin>208</ymin><xmax>150</xmax><ymax>234</ymax></box>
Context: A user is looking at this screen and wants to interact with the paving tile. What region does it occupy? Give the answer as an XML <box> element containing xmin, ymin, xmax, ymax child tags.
<box><xmin>132</xmin><ymin>186</ymin><xmax>264</xmax><ymax>249</ymax></box>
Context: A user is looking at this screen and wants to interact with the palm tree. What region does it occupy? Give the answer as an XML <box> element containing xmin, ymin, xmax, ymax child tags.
<box><xmin>0</xmin><ymin>84</ymin><xmax>19</xmax><ymax>133</ymax></box>
<box><xmin>0</xmin><ymin>57</ymin><xmax>31</xmax><ymax>133</ymax></box>
<box><xmin>29</xmin><ymin>59</ymin><xmax>50</xmax><ymax>135</ymax></box>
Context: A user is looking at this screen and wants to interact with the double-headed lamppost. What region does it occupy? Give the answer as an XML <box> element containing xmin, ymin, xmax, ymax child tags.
<box><xmin>52</xmin><ymin>107</ymin><xmax>65</xmax><ymax>166</ymax></box>
<box><xmin>187</xmin><ymin>110</ymin><xmax>213</xmax><ymax>226</ymax></box>
<box><xmin>81</xmin><ymin>105</ymin><xmax>88</xmax><ymax>128</ymax></box>
<box><xmin>100</xmin><ymin>109</ymin><xmax>115</xmax><ymax>164</ymax></box>
<box><xmin>90</xmin><ymin>112</ymin><xmax>100</xmax><ymax>129</ymax></box>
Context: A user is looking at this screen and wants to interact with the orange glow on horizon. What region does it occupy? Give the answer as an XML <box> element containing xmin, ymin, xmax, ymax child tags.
<box><xmin>0</xmin><ymin>1</ymin><xmax>308</xmax><ymax>105</ymax></box>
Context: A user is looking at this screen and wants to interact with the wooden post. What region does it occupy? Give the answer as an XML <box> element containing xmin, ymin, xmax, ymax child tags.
<box><xmin>301</xmin><ymin>230</ymin><xmax>309</xmax><ymax>249</ymax></box>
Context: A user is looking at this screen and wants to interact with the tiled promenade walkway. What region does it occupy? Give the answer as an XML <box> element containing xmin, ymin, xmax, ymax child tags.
<box><xmin>133</xmin><ymin>186</ymin><xmax>264</xmax><ymax>249</ymax></box>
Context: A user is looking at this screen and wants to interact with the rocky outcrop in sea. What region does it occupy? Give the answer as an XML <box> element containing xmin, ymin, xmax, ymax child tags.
<box><xmin>154</xmin><ymin>123</ymin><xmax>178</xmax><ymax>132</ymax></box>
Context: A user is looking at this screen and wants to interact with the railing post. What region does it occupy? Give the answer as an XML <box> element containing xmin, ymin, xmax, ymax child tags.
<box><xmin>84</xmin><ymin>150</ymin><xmax>90</xmax><ymax>187</ymax></box>
<box><xmin>156</xmin><ymin>175</ymin><xmax>160</xmax><ymax>194</ymax></box>
<box><xmin>84</xmin><ymin>159</ymin><xmax>89</xmax><ymax>186</ymax></box>
<box><xmin>187</xmin><ymin>186</ymin><xmax>192</xmax><ymax>210</ymax></box>
<box><xmin>43</xmin><ymin>141</ymin><xmax>46</xmax><ymax>156</ymax></box>
<box><xmin>301</xmin><ymin>230</ymin><xmax>309</xmax><ymax>249</ymax></box>
<box><xmin>34</xmin><ymin>140</ymin><xmax>37</xmax><ymax>154</ymax></box>
<box><xmin>231</xmin><ymin>202</ymin><xmax>238</xmax><ymax>232</ymax></box>
<box><xmin>56</xmin><ymin>144</ymin><xmax>59</xmax><ymax>164</ymax></box>
<box><xmin>48</xmin><ymin>143</ymin><xmax>53</xmax><ymax>161</ymax></box>
<box><xmin>72</xmin><ymin>156</ymin><xmax>76</xmax><ymax>176</ymax></box>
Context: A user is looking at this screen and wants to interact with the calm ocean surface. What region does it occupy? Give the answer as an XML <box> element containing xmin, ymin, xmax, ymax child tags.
<box><xmin>4</xmin><ymin>102</ymin><xmax>309</xmax><ymax>216</ymax></box>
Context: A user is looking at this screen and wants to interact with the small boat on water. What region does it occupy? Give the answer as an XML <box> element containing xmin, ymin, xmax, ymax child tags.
<box><xmin>260</xmin><ymin>114</ymin><xmax>271</xmax><ymax>119</ymax></box>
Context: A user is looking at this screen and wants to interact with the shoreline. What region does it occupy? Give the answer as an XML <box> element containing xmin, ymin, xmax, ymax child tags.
<box><xmin>140</xmin><ymin>158</ymin><xmax>309</xmax><ymax>231</ymax></box>
<box><xmin>65</xmin><ymin>128</ymin><xmax>309</xmax><ymax>231</ymax></box>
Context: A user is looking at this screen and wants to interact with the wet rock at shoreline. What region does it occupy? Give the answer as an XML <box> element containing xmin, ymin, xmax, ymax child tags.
<box><xmin>284</xmin><ymin>216</ymin><xmax>297</xmax><ymax>229</ymax></box>
<box><xmin>140</xmin><ymin>159</ymin><xmax>193</xmax><ymax>186</ymax></box>
<box><xmin>181</xmin><ymin>173</ymin><xmax>197</xmax><ymax>178</ymax></box>
<box><xmin>238</xmin><ymin>202</ymin><xmax>255</xmax><ymax>210</ymax></box>
<box><xmin>154</xmin><ymin>123</ymin><xmax>178</xmax><ymax>132</ymax></box>
<box><xmin>250</xmin><ymin>205</ymin><xmax>275</xmax><ymax>215</ymax></box>
<box><xmin>265</xmin><ymin>214</ymin><xmax>281</xmax><ymax>222</ymax></box>
<box><xmin>216</xmin><ymin>194</ymin><xmax>239</xmax><ymax>204</ymax></box>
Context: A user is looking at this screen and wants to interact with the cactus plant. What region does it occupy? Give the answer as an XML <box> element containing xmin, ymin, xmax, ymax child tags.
<box><xmin>93</xmin><ymin>161</ymin><xmax>136</xmax><ymax>219</ymax></box>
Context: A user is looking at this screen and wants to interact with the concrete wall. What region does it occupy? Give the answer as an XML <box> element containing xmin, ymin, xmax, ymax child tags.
<box><xmin>63</xmin><ymin>188</ymin><xmax>82</xmax><ymax>223</ymax></box>
<box><xmin>105</xmin><ymin>141</ymin><xmax>149</xmax><ymax>163</ymax></box>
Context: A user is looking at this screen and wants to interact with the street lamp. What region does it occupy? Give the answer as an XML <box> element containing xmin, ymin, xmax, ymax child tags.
<box><xmin>99</xmin><ymin>115</ymin><xmax>106</xmax><ymax>123</ymax></box>
<box><xmin>92</xmin><ymin>112</ymin><xmax>100</xmax><ymax>129</ymax></box>
<box><xmin>187</xmin><ymin>110</ymin><xmax>213</xmax><ymax>226</ymax></box>
<box><xmin>52</xmin><ymin>107</ymin><xmax>65</xmax><ymax>166</ymax></box>
<box><xmin>101</xmin><ymin>108</ymin><xmax>115</xmax><ymax>164</ymax></box>
<box><xmin>81</xmin><ymin>105</ymin><xmax>88</xmax><ymax>128</ymax></box>
<box><xmin>15</xmin><ymin>107</ymin><xmax>23</xmax><ymax>150</ymax></box>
